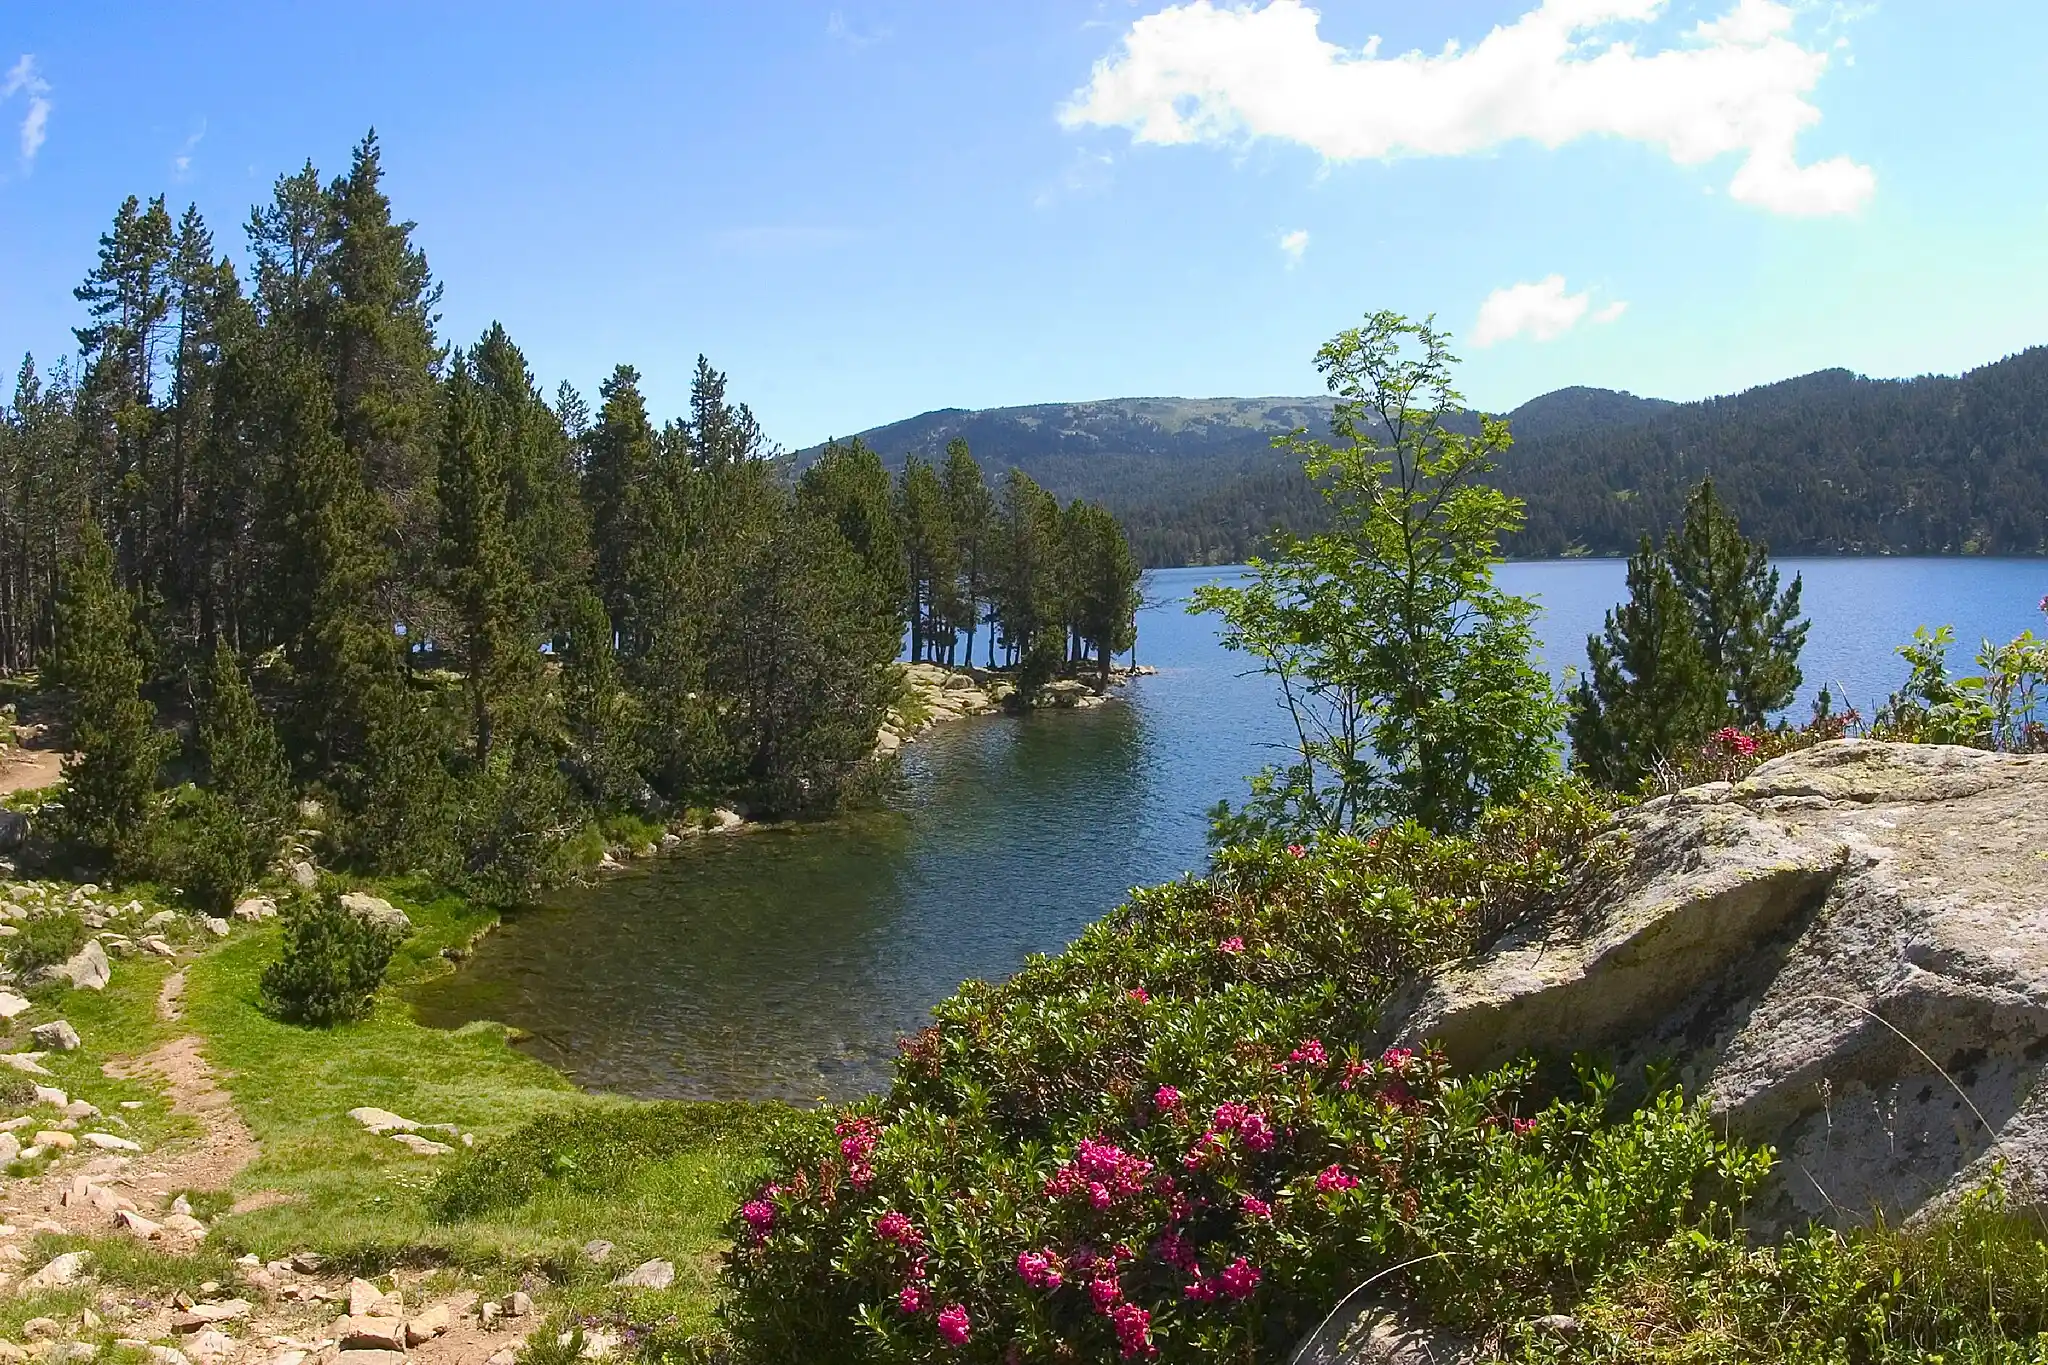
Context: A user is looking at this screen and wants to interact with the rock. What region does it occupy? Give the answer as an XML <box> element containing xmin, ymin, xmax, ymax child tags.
<box><xmin>231</xmin><ymin>896</ymin><xmax>276</xmax><ymax>923</ymax></box>
<box><xmin>1381</xmin><ymin>740</ymin><xmax>2048</xmax><ymax>1232</ymax></box>
<box><xmin>501</xmin><ymin>1290</ymin><xmax>532</xmax><ymax>1318</ymax></box>
<box><xmin>288</xmin><ymin>860</ymin><xmax>317</xmax><ymax>890</ymax></box>
<box><xmin>0</xmin><ymin>1134</ymin><xmax>17</xmax><ymax>1165</ymax></box>
<box><xmin>332</xmin><ymin>1354</ymin><xmax>406</xmax><ymax>1365</ymax></box>
<box><xmin>336</xmin><ymin>1317</ymin><xmax>407</xmax><ymax>1352</ymax></box>
<box><xmin>478</xmin><ymin>1300</ymin><xmax>501</xmax><ymax>1329</ymax></box>
<box><xmin>200</xmin><ymin>917</ymin><xmax>230</xmax><ymax>938</ymax></box>
<box><xmin>405</xmin><ymin>1305</ymin><xmax>451</xmax><ymax>1344</ymax></box>
<box><xmin>267</xmin><ymin>1352</ymin><xmax>305</xmax><ymax>1365</ymax></box>
<box><xmin>176</xmin><ymin>1299</ymin><xmax>250</xmax><ymax>1326</ymax></box>
<box><xmin>142</xmin><ymin>937</ymin><xmax>177</xmax><ymax>958</ymax></box>
<box><xmin>47</xmin><ymin>940</ymin><xmax>110</xmax><ymax>991</ymax></box>
<box><xmin>183</xmin><ymin>1332</ymin><xmax>236</xmax><ymax>1365</ymax></box>
<box><xmin>33</xmin><ymin>1130</ymin><xmax>73</xmax><ymax>1150</ymax></box>
<box><xmin>388</xmin><ymin>1132</ymin><xmax>452</xmax><ymax>1156</ymax></box>
<box><xmin>1291</xmin><ymin>1295</ymin><xmax>1479</xmax><ymax>1364</ymax></box>
<box><xmin>289</xmin><ymin>1250</ymin><xmax>324</xmax><ymax>1273</ymax></box>
<box><xmin>345</xmin><ymin>1279</ymin><xmax>384</xmax><ymax>1317</ymax></box>
<box><xmin>147</xmin><ymin>1349</ymin><xmax>192</xmax><ymax>1365</ymax></box>
<box><xmin>0</xmin><ymin>1054</ymin><xmax>50</xmax><ymax>1076</ymax></box>
<box><xmin>346</xmin><ymin>1107</ymin><xmax>416</xmax><ymax>1135</ymax></box>
<box><xmin>611</xmin><ymin>1258</ymin><xmax>674</xmax><ymax>1290</ymax></box>
<box><xmin>0</xmin><ymin>993</ymin><xmax>29</xmax><ymax>1021</ymax></box>
<box><xmin>32</xmin><ymin>1085</ymin><xmax>65</xmax><ymax>1107</ymax></box>
<box><xmin>61</xmin><ymin>1100</ymin><xmax>99</xmax><ymax>1120</ymax></box>
<box><xmin>23</xmin><ymin>1250</ymin><xmax>90</xmax><ymax>1290</ymax></box>
<box><xmin>114</xmin><ymin>1209</ymin><xmax>162</xmax><ymax>1239</ymax></box>
<box><xmin>486</xmin><ymin>1351</ymin><xmax>519</xmax><ymax>1365</ymax></box>
<box><xmin>80</xmin><ymin>1132</ymin><xmax>137</xmax><ymax>1153</ymax></box>
<box><xmin>28</xmin><ymin>1022</ymin><xmax>78</xmax><ymax>1053</ymax></box>
<box><xmin>581</xmin><ymin>1238</ymin><xmax>613</xmax><ymax>1263</ymax></box>
<box><xmin>162</xmin><ymin>1213</ymin><xmax>207</xmax><ymax>1237</ymax></box>
<box><xmin>19</xmin><ymin>1321</ymin><xmax>56</xmax><ymax>1341</ymax></box>
<box><xmin>44</xmin><ymin>1346</ymin><xmax>97</xmax><ymax>1365</ymax></box>
<box><xmin>338</xmin><ymin>892</ymin><xmax>410</xmax><ymax>935</ymax></box>
<box><xmin>142</xmin><ymin>910</ymin><xmax>179</xmax><ymax>932</ymax></box>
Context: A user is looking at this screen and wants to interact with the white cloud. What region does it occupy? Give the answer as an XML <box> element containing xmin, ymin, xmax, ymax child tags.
<box><xmin>1061</xmin><ymin>0</ymin><xmax>1873</xmax><ymax>216</ymax></box>
<box><xmin>1277</xmin><ymin>227</ymin><xmax>1309</xmax><ymax>265</ymax></box>
<box><xmin>2</xmin><ymin>55</ymin><xmax>51</xmax><ymax>165</ymax></box>
<box><xmin>172</xmin><ymin>120</ymin><xmax>207</xmax><ymax>180</ymax></box>
<box><xmin>1473</xmin><ymin>275</ymin><xmax>1627</xmax><ymax>346</ymax></box>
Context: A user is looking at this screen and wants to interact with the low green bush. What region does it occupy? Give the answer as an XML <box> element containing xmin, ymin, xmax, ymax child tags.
<box><xmin>144</xmin><ymin>786</ymin><xmax>268</xmax><ymax>915</ymax></box>
<box><xmin>258</xmin><ymin>891</ymin><xmax>402</xmax><ymax>1026</ymax></box>
<box><xmin>7</xmin><ymin>910</ymin><xmax>86</xmax><ymax>977</ymax></box>
<box><xmin>719</xmin><ymin>784</ymin><xmax>1774</xmax><ymax>1364</ymax></box>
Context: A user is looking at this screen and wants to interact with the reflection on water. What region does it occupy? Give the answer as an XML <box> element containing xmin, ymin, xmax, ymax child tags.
<box><xmin>411</xmin><ymin>559</ymin><xmax>2048</xmax><ymax>1102</ymax></box>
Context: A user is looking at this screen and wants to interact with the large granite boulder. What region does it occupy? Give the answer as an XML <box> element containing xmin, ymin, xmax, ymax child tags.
<box><xmin>1381</xmin><ymin>740</ymin><xmax>2048</xmax><ymax>1230</ymax></box>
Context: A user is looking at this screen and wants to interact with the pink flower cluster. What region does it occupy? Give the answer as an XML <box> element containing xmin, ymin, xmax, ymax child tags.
<box><xmin>898</xmin><ymin>1282</ymin><xmax>927</xmax><ymax>1314</ymax></box>
<box><xmin>1045</xmin><ymin>1138</ymin><xmax>1155</xmax><ymax>1210</ymax></box>
<box><xmin>1183</xmin><ymin>1100</ymin><xmax>1276</xmax><ymax>1170</ymax></box>
<box><xmin>1315</xmin><ymin>1163</ymin><xmax>1360</xmax><ymax>1196</ymax></box>
<box><xmin>836</xmin><ymin>1115</ymin><xmax>880</xmax><ymax>1186</ymax></box>
<box><xmin>1015</xmin><ymin>1248</ymin><xmax>1064</xmax><ymax>1291</ymax></box>
<box><xmin>1184</xmin><ymin>1255</ymin><xmax>1263</xmax><ymax>1303</ymax></box>
<box><xmin>936</xmin><ymin>1302</ymin><xmax>971</xmax><ymax>1347</ymax></box>
<box><xmin>1217</xmin><ymin>936</ymin><xmax>1246</xmax><ymax>956</ymax></box>
<box><xmin>1284</xmin><ymin>1038</ymin><xmax>1328</xmax><ymax>1070</ymax></box>
<box><xmin>1127</xmin><ymin>987</ymin><xmax>1150</xmax><ymax>1004</ymax></box>
<box><xmin>875</xmin><ymin>1210</ymin><xmax>924</xmax><ymax>1249</ymax></box>
<box><xmin>1239</xmin><ymin>1194</ymin><xmax>1272</xmax><ymax>1221</ymax></box>
<box><xmin>1153</xmin><ymin>1084</ymin><xmax>1181</xmax><ymax>1113</ymax></box>
<box><xmin>1285</xmin><ymin>842</ymin><xmax>1307</xmax><ymax>858</ymax></box>
<box><xmin>1111</xmin><ymin>1302</ymin><xmax>1157</xmax><ymax>1359</ymax></box>
<box><xmin>1712</xmin><ymin>726</ymin><xmax>1759</xmax><ymax>757</ymax></box>
<box><xmin>740</xmin><ymin>1198</ymin><xmax>775</xmax><ymax>1238</ymax></box>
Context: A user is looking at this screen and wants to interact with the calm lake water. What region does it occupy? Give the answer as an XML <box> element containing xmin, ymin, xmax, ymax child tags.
<box><xmin>409</xmin><ymin>558</ymin><xmax>2048</xmax><ymax>1102</ymax></box>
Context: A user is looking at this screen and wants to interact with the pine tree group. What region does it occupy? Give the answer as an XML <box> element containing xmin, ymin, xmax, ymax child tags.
<box><xmin>3</xmin><ymin>133</ymin><xmax>1147</xmax><ymax>906</ymax></box>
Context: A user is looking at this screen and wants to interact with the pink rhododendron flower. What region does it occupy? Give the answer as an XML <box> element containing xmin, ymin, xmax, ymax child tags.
<box><xmin>1088</xmin><ymin>1181</ymin><xmax>1113</xmax><ymax>1210</ymax></box>
<box><xmin>1238</xmin><ymin>1112</ymin><xmax>1275</xmax><ymax>1151</ymax></box>
<box><xmin>936</xmin><ymin>1303</ymin><xmax>971</xmax><ymax>1347</ymax></box>
<box><xmin>875</xmin><ymin>1211</ymin><xmax>923</xmax><ymax>1249</ymax></box>
<box><xmin>1285</xmin><ymin>842</ymin><xmax>1307</xmax><ymax>858</ymax></box>
<box><xmin>1240</xmin><ymin>1195</ymin><xmax>1272</xmax><ymax>1220</ymax></box>
<box><xmin>740</xmin><ymin>1199</ymin><xmax>775</xmax><ymax>1236</ymax></box>
<box><xmin>1513</xmin><ymin>1116</ymin><xmax>1538</xmax><ymax>1135</ymax></box>
<box><xmin>1341</xmin><ymin>1059</ymin><xmax>1369</xmax><ymax>1090</ymax></box>
<box><xmin>1184</xmin><ymin>1272</ymin><xmax>1217</xmax><ymax>1303</ymax></box>
<box><xmin>1315</xmin><ymin>1163</ymin><xmax>1360</xmax><ymax>1195</ymax></box>
<box><xmin>1218</xmin><ymin>1257</ymin><xmax>1263</xmax><ymax>1300</ymax></box>
<box><xmin>1218</xmin><ymin>936</ymin><xmax>1245</xmax><ymax>955</ymax></box>
<box><xmin>1288</xmin><ymin>1038</ymin><xmax>1328</xmax><ymax>1068</ymax></box>
<box><xmin>1379</xmin><ymin>1046</ymin><xmax>1416</xmax><ymax>1072</ymax></box>
<box><xmin>1153</xmin><ymin>1084</ymin><xmax>1181</xmax><ymax>1112</ymax></box>
<box><xmin>898</xmin><ymin>1282</ymin><xmax>928</xmax><ymax>1314</ymax></box>
<box><xmin>1090</xmin><ymin>1275</ymin><xmax>1123</xmax><ymax>1312</ymax></box>
<box><xmin>1016</xmin><ymin>1249</ymin><xmax>1064</xmax><ymax>1290</ymax></box>
<box><xmin>1712</xmin><ymin>726</ymin><xmax>1759</xmax><ymax>757</ymax></box>
<box><xmin>1111</xmin><ymin>1302</ymin><xmax>1158</xmax><ymax>1359</ymax></box>
<box><xmin>1154</xmin><ymin>1230</ymin><xmax>1197</xmax><ymax>1271</ymax></box>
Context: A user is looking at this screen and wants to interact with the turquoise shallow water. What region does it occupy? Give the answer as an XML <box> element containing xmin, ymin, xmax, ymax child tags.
<box><xmin>409</xmin><ymin>558</ymin><xmax>2048</xmax><ymax>1102</ymax></box>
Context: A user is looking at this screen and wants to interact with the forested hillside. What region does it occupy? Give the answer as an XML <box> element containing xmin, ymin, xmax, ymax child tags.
<box><xmin>822</xmin><ymin>353</ymin><xmax>2048</xmax><ymax>565</ymax></box>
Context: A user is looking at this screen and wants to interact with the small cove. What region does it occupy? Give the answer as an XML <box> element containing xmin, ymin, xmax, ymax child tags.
<box><xmin>409</xmin><ymin>558</ymin><xmax>2048</xmax><ymax>1101</ymax></box>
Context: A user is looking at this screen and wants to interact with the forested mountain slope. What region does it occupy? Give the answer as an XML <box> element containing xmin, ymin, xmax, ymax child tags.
<box><xmin>816</xmin><ymin>348</ymin><xmax>2048</xmax><ymax>566</ymax></box>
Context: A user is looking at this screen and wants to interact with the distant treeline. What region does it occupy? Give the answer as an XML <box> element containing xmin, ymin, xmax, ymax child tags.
<box><xmin>0</xmin><ymin>131</ymin><xmax>1140</xmax><ymax>901</ymax></box>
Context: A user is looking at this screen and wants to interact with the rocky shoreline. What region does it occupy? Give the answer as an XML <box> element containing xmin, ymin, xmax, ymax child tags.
<box><xmin>875</xmin><ymin>661</ymin><xmax>1156</xmax><ymax>758</ymax></box>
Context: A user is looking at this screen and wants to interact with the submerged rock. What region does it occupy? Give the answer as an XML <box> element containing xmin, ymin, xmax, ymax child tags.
<box><xmin>1382</xmin><ymin>740</ymin><xmax>2048</xmax><ymax>1230</ymax></box>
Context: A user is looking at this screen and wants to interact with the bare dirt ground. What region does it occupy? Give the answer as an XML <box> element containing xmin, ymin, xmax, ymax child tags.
<box><xmin>0</xmin><ymin>746</ymin><xmax>63</xmax><ymax>800</ymax></box>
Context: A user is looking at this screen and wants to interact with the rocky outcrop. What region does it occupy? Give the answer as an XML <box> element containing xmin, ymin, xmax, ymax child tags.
<box><xmin>1383</xmin><ymin>740</ymin><xmax>2048</xmax><ymax>1230</ymax></box>
<box><xmin>339</xmin><ymin>893</ymin><xmax>411</xmax><ymax>935</ymax></box>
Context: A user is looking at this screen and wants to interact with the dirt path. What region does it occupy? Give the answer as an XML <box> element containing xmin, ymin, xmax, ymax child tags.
<box><xmin>0</xmin><ymin>745</ymin><xmax>63</xmax><ymax>799</ymax></box>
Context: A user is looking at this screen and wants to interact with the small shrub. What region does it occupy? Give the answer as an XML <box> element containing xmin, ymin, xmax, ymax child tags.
<box><xmin>7</xmin><ymin>910</ymin><xmax>86</xmax><ymax>977</ymax></box>
<box><xmin>145</xmin><ymin>786</ymin><xmax>267</xmax><ymax>915</ymax></box>
<box><xmin>258</xmin><ymin>891</ymin><xmax>402</xmax><ymax>1026</ymax></box>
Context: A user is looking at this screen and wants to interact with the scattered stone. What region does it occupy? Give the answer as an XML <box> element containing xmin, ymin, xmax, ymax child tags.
<box><xmin>1531</xmin><ymin>1314</ymin><xmax>1582</xmax><ymax>1337</ymax></box>
<box><xmin>141</xmin><ymin>937</ymin><xmax>176</xmax><ymax>958</ymax></box>
<box><xmin>175</xmin><ymin>1196</ymin><xmax>197</xmax><ymax>1216</ymax></box>
<box><xmin>289</xmin><ymin>1251</ymin><xmax>324</xmax><ymax>1274</ymax></box>
<box><xmin>28</xmin><ymin>1022</ymin><xmax>78</xmax><ymax>1053</ymax></box>
<box><xmin>18</xmin><ymin>1146</ymin><xmax>42</xmax><ymax>1161</ymax></box>
<box><xmin>405</xmin><ymin>1305</ymin><xmax>451</xmax><ymax>1344</ymax></box>
<box><xmin>19</xmin><ymin>1321</ymin><xmax>56</xmax><ymax>1341</ymax></box>
<box><xmin>162</xmin><ymin>1213</ymin><xmax>206</xmax><ymax>1238</ymax></box>
<box><xmin>44</xmin><ymin>1344</ymin><xmax>97</xmax><ymax>1365</ymax></box>
<box><xmin>388</xmin><ymin>1132</ymin><xmax>452</xmax><ymax>1157</ymax></box>
<box><xmin>502</xmin><ymin>1291</ymin><xmax>532</xmax><ymax>1318</ymax></box>
<box><xmin>231</xmin><ymin>896</ymin><xmax>277</xmax><ymax>923</ymax></box>
<box><xmin>0</xmin><ymin>1054</ymin><xmax>49</xmax><ymax>1076</ymax></box>
<box><xmin>288</xmin><ymin>861</ymin><xmax>317</xmax><ymax>890</ymax></box>
<box><xmin>147</xmin><ymin>1350</ymin><xmax>193</xmax><ymax>1365</ymax></box>
<box><xmin>184</xmin><ymin>1331</ymin><xmax>236</xmax><ymax>1365</ymax></box>
<box><xmin>611</xmin><ymin>1258</ymin><xmax>674</xmax><ymax>1290</ymax></box>
<box><xmin>0</xmin><ymin>993</ymin><xmax>29</xmax><ymax>1021</ymax></box>
<box><xmin>338</xmin><ymin>892</ymin><xmax>410</xmax><ymax>935</ymax></box>
<box><xmin>32</xmin><ymin>1085</ymin><xmax>66</xmax><ymax>1107</ymax></box>
<box><xmin>332</xmin><ymin>1354</ymin><xmax>406</xmax><ymax>1365</ymax></box>
<box><xmin>62</xmin><ymin>1100</ymin><xmax>100</xmax><ymax>1120</ymax></box>
<box><xmin>175</xmin><ymin>1300</ymin><xmax>250</xmax><ymax>1328</ymax></box>
<box><xmin>477</xmin><ymin>1301</ymin><xmax>499</xmax><ymax>1330</ymax></box>
<box><xmin>81</xmin><ymin>1132</ymin><xmax>138</xmax><ymax>1153</ymax></box>
<box><xmin>142</xmin><ymin>910</ymin><xmax>178</xmax><ymax>932</ymax></box>
<box><xmin>486</xmin><ymin>1351</ymin><xmax>519</xmax><ymax>1365</ymax></box>
<box><xmin>48</xmin><ymin>940</ymin><xmax>110</xmax><ymax>991</ymax></box>
<box><xmin>23</xmin><ymin>1250</ymin><xmax>90</xmax><ymax>1290</ymax></box>
<box><xmin>114</xmin><ymin>1210</ymin><xmax>162</xmax><ymax>1239</ymax></box>
<box><xmin>200</xmin><ymin>917</ymin><xmax>230</xmax><ymax>938</ymax></box>
<box><xmin>345</xmin><ymin>1107</ymin><xmax>416</xmax><ymax>1135</ymax></box>
<box><xmin>335</xmin><ymin>1316</ymin><xmax>408</xmax><ymax>1352</ymax></box>
<box><xmin>0</xmin><ymin>1134</ymin><xmax>16</xmax><ymax>1165</ymax></box>
<box><xmin>581</xmin><ymin>1238</ymin><xmax>614</xmax><ymax>1263</ymax></box>
<box><xmin>267</xmin><ymin>1352</ymin><xmax>306</xmax><ymax>1365</ymax></box>
<box><xmin>572</xmin><ymin>1327</ymin><xmax>619</xmax><ymax>1360</ymax></box>
<box><xmin>34</xmin><ymin>1130</ymin><xmax>74</xmax><ymax>1151</ymax></box>
<box><xmin>345</xmin><ymin>1279</ymin><xmax>383</xmax><ymax>1317</ymax></box>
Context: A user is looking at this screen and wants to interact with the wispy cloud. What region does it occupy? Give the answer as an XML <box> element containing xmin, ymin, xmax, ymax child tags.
<box><xmin>172</xmin><ymin>119</ymin><xmax>208</xmax><ymax>180</ymax></box>
<box><xmin>827</xmin><ymin>10</ymin><xmax>889</xmax><ymax>51</ymax></box>
<box><xmin>1473</xmin><ymin>275</ymin><xmax>1627</xmax><ymax>347</ymax></box>
<box><xmin>1277</xmin><ymin>228</ymin><xmax>1309</xmax><ymax>267</ymax></box>
<box><xmin>2</xmin><ymin>55</ymin><xmax>52</xmax><ymax>166</ymax></box>
<box><xmin>1034</xmin><ymin>148</ymin><xmax>1116</xmax><ymax>209</ymax></box>
<box><xmin>1062</xmin><ymin>0</ymin><xmax>1873</xmax><ymax>217</ymax></box>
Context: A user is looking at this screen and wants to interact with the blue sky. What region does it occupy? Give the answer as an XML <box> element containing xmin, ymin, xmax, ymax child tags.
<box><xmin>4</xmin><ymin>2</ymin><xmax>2047</xmax><ymax>448</ymax></box>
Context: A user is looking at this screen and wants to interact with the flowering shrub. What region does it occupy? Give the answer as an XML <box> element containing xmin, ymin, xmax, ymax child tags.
<box><xmin>723</xmin><ymin>785</ymin><xmax>1768</xmax><ymax>1362</ymax></box>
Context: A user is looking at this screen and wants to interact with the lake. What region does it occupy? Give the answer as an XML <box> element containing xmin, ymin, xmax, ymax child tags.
<box><xmin>409</xmin><ymin>558</ymin><xmax>2048</xmax><ymax>1102</ymax></box>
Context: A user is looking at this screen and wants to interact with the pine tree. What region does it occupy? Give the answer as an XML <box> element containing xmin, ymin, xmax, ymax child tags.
<box><xmin>989</xmin><ymin>470</ymin><xmax>1061</xmax><ymax>686</ymax></box>
<box><xmin>1568</xmin><ymin>537</ymin><xmax>1720</xmax><ymax>788</ymax></box>
<box><xmin>582</xmin><ymin>366</ymin><xmax>660</xmax><ymax>655</ymax></box>
<box><xmin>179</xmin><ymin>638</ymin><xmax>294</xmax><ymax>910</ymax></box>
<box><xmin>940</xmin><ymin>439</ymin><xmax>993</xmax><ymax>668</ymax></box>
<box><xmin>561</xmin><ymin>588</ymin><xmax>643</xmax><ymax>808</ymax></box>
<box><xmin>896</xmin><ymin>457</ymin><xmax>958</xmax><ymax>662</ymax></box>
<box><xmin>1666</xmin><ymin>477</ymin><xmax>1807</xmax><ymax>727</ymax></box>
<box><xmin>1066</xmin><ymin>500</ymin><xmax>1140</xmax><ymax>683</ymax></box>
<box><xmin>46</xmin><ymin>523</ymin><xmax>170</xmax><ymax>870</ymax></box>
